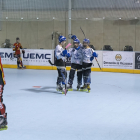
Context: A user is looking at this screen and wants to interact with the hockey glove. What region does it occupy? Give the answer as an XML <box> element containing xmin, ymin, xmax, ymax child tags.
<box><xmin>71</xmin><ymin>35</ymin><xmax>77</xmax><ymax>40</ymax></box>
<box><xmin>75</xmin><ymin>46</ymin><xmax>80</xmax><ymax>50</ymax></box>
<box><xmin>92</xmin><ymin>52</ymin><xmax>98</xmax><ymax>57</ymax></box>
<box><xmin>90</xmin><ymin>56</ymin><xmax>94</xmax><ymax>61</ymax></box>
<box><xmin>22</xmin><ymin>50</ymin><xmax>25</xmax><ymax>54</ymax></box>
<box><xmin>61</xmin><ymin>50</ymin><xmax>67</xmax><ymax>57</ymax></box>
<box><xmin>66</xmin><ymin>53</ymin><xmax>71</xmax><ymax>58</ymax></box>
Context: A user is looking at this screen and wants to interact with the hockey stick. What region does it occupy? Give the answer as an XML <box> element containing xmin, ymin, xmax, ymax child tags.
<box><xmin>80</xmin><ymin>27</ymin><xmax>86</xmax><ymax>39</ymax></box>
<box><xmin>64</xmin><ymin>48</ymin><xmax>68</xmax><ymax>95</ymax></box>
<box><xmin>95</xmin><ymin>57</ymin><xmax>102</xmax><ymax>70</ymax></box>
<box><xmin>10</xmin><ymin>53</ymin><xmax>16</xmax><ymax>60</ymax></box>
<box><xmin>64</xmin><ymin>57</ymin><xmax>67</xmax><ymax>96</ymax></box>
<box><xmin>48</xmin><ymin>60</ymin><xmax>54</xmax><ymax>65</ymax></box>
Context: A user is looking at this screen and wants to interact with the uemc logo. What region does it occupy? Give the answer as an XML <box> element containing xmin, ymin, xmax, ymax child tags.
<box><xmin>0</xmin><ymin>52</ymin><xmax>13</xmax><ymax>58</ymax></box>
<box><xmin>0</xmin><ymin>52</ymin><xmax>51</xmax><ymax>59</ymax></box>
<box><xmin>23</xmin><ymin>53</ymin><xmax>51</xmax><ymax>59</ymax></box>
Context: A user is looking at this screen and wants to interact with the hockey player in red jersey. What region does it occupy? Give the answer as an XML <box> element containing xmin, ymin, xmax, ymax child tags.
<box><xmin>0</xmin><ymin>57</ymin><xmax>8</xmax><ymax>131</ymax></box>
<box><xmin>13</xmin><ymin>37</ymin><xmax>26</xmax><ymax>69</ymax></box>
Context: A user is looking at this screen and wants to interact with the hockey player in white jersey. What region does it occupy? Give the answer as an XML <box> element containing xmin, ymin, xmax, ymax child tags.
<box><xmin>67</xmin><ymin>38</ymin><xmax>83</xmax><ymax>91</ymax></box>
<box><xmin>55</xmin><ymin>35</ymin><xmax>68</xmax><ymax>94</ymax></box>
<box><xmin>80</xmin><ymin>38</ymin><xmax>98</xmax><ymax>92</ymax></box>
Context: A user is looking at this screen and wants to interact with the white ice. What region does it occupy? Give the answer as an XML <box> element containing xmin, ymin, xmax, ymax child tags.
<box><xmin>1</xmin><ymin>69</ymin><xmax>140</xmax><ymax>140</ymax></box>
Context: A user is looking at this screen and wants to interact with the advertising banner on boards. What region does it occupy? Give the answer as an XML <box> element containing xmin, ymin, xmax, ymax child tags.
<box><xmin>0</xmin><ymin>48</ymin><xmax>53</xmax><ymax>66</ymax></box>
<box><xmin>103</xmin><ymin>51</ymin><xmax>133</xmax><ymax>69</ymax></box>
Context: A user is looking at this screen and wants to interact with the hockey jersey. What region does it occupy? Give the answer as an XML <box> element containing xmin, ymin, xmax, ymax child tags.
<box><xmin>13</xmin><ymin>43</ymin><xmax>22</xmax><ymax>55</ymax></box>
<box><xmin>55</xmin><ymin>45</ymin><xmax>66</xmax><ymax>61</ymax></box>
<box><xmin>82</xmin><ymin>46</ymin><xmax>94</xmax><ymax>63</ymax></box>
<box><xmin>68</xmin><ymin>47</ymin><xmax>83</xmax><ymax>65</ymax></box>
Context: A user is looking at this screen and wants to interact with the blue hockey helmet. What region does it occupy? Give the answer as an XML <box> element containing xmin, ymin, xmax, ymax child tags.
<box><xmin>59</xmin><ymin>36</ymin><xmax>66</xmax><ymax>43</ymax></box>
<box><xmin>83</xmin><ymin>38</ymin><xmax>89</xmax><ymax>44</ymax></box>
<box><xmin>73</xmin><ymin>38</ymin><xmax>80</xmax><ymax>44</ymax></box>
<box><xmin>87</xmin><ymin>39</ymin><xmax>90</xmax><ymax>44</ymax></box>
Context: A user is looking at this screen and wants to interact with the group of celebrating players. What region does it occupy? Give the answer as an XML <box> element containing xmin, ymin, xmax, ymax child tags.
<box><xmin>0</xmin><ymin>34</ymin><xmax>98</xmax><ymax>130</ymax></box>
<box><xmin>55</xmin><ymin>35</ymin><xmax>98</xmax><ymax>94</ymax></box>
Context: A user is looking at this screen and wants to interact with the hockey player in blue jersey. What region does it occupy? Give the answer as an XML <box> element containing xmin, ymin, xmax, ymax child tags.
<box><xmin>80</xmin><ymin>38</ymin><xmax>98</xmax><ymax>92</ymax></box>
<box><xmin>67</xmin><ymin>38</ymin><xmax>83</xmax><ymax>91</ymax></box>
<box><xmin>55</xmin><ymin>35</ymin><xmax>68</xmax><ymax>94</ymax></box>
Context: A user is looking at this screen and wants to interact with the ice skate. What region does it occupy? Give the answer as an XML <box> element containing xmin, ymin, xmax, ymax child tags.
<box><xmin>87</xmin><ymin>84</ymin><xmax>91</xmax><ymax>93</ymax></box>
<box><xmin>67</xmin><ymin>84</ymin><xmax>73</xmax><ymax>91</ymax></box>
<box><xmin>56</xmin><ymin>84</ymin><xmax>63</xmax><ymax>92</ymax></box>
<box><xmin>22</xmin><ymin>66</ymin><xmax>26</xmax><ymax>69</ymax></box>
<box><xmin>62</xmin><ymin>85</ymin><xmax>68</xmax><ymax>95</ymax></box>
<box><xmin>17</xmin><ymin>65</ymin><xmax>22</xmax><ymax>69</ymax></box>
<box><xmin>0</xmin><ymin>114</ymin><xmax>8</xmax><ymax>131</ymax></box>
<box><xmin>77</xmin><ymin>84</ymin><xmax>81</xmax><ymax>91</ymax></box>
<box><xmin>80</xmin><ymin>84</ymin><xmax>88</xmax><ymax>92</ymax></box>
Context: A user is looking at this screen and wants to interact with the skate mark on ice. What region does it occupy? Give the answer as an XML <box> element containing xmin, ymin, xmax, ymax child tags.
<box><xmin>22</xmin><ymin>86</ymin><xmax>62</xmax><ymax>94</ymax></box>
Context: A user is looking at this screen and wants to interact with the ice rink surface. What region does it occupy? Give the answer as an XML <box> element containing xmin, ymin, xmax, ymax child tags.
<box><xmin>1</xmin><ymin>68</ymin><xmax>140</xmax><ymax>140</ymax></box>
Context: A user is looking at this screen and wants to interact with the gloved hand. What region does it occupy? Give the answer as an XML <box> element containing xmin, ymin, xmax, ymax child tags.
<box><xmin>66</xmin><ymin>53</ymin><xmax>71</xmax><ymax>58</ymax></box>
<box><xmin>71</xmin><ymin>35</ymin><xmax>77</xmax><ymax>40</ymax></box>
<box><xmin>22</xmin><ymin>50</ymin><xmax>25</xmax><ymax>54</ymax></box>
<box><xmin>90</xmin><ymin>56</ymin><xmax>94</xmax><ymax>61</ymax></box>
<box><xmin>92</xmin><ymin>52</ymin><xmax>98</xmax><ymax>57</ymax></box>
<box><xmin>61</xmin><ymin>49</ymin><xmax>67</xmax><ymax>57</ymax></box>
<box><xmin>75</xmin><ymin>46</ymin><xmax>80</xmax><ymax>50</ymax></box>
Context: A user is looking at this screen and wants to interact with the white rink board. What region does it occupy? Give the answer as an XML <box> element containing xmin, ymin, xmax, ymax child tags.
<box><xmin>0</xmin><ymin>48</ymin><xmax>53</xmax><ymax>66</ymax></box>
<box><xmin>0</xmin><ymin>48</ymin><xmax>136</xmax><ymax>70</ymax></box>
<box><xmin>103</xmin><ymin>51</ymin><xmax>134</xmax><ymax>69</ymax></box>
<box><xmin>22</xmin><ymin>49</ymin><xmax>52</xmax><ymax>66</ymax></box>
<box><xmin>0</xmin><ymin>48</ymin><xmax>17</xmax><ymax>65</ymax></box>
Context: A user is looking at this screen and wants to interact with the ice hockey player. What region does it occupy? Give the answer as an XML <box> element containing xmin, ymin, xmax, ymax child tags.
<box><xmin>80</xmin><ymin>38</ymin><xmax>98</xmax><ymax>92</ymax></box>
<box><xmin>0</xmin><ymin>57</ymin><xmax>7</xmax><ymax>131</ymax></box>
<box><xmin>67</xmin><ymin>38</ymin><xmax>83</xmax><ymax>91</ymax></box>
<box><xmin>13</xmin><ymin>37</ymin><xmax>26</xmax><ymax>69</ymax></box>
<box><xmin>55</xmin><ymin>35</ymin><xmax>68</xmax><ymax>94</ymax></box>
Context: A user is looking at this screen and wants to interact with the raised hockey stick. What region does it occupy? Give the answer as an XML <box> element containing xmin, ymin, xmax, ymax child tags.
<box><xmin>80</xmin><ymin>27</ymin><xmax>86</xmax><ymax>39</ymax></box>
<box><xmin>65</xmin><ymin>43</ymin><xmax>71</xmax><ymax>49</ymax></box>
<box><xmin>95</xmin><ymin>57</ymin><xmax>102</xmax><ymax>70</ymax></box>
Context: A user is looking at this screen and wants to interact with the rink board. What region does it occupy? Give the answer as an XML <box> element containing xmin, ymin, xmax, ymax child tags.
<box><xmin>0</xmin><ymin>48</ymin><xmax>140</xmax><ymax>74</ymax></box>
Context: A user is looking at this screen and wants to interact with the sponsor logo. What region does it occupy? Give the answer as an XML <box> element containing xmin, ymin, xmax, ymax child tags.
<box><xmin>137</xmin><ymin>55</ymin><xmax>140</xmax><ymax>61</ymax></box>
<box><xmin>115</xmin><ymin>54</ymin><xmax>122</xmax><ymax>61</ymax></box>
<box><xmin>0</xmin><ymin>52</ymin><xmax>51</xmax><ymax>60</ymax></box>
<box><xmin>23</xmin><ymin>53</ymin><xmax>51</xmax><ymax>59</ymax></box>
